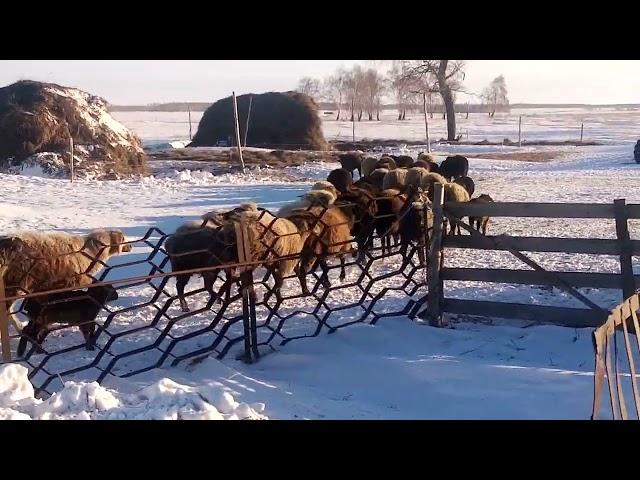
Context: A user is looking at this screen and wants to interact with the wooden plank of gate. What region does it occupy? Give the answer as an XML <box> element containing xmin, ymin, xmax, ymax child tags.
<box><xmin>444</xmin><ymin>215</ymin><xmax>607</xmax><ymax>315</ymax></box>
<box><xmin>0</xmin><ymin>271</ymin><xmax>12</xmax><ymax>362</ymax></box>
<box><xmin>620</xmin><ymin>301</ymin><xmax>640</xmax><ymax>419</ymax></box>
<box><xmin>592</xmin><ymin>325</ymin><xmax>608</xmax><ymax>420</ymax></box>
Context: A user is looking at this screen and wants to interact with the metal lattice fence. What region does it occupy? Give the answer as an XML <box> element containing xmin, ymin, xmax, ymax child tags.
<box><xmin>0</xmin><ymin>193</ymin><xmax>433</xmax><ymax>396</ymax></box>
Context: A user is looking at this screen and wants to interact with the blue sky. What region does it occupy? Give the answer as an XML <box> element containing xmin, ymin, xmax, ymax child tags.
<box><xmin>0</xmin><ymin>60</ymin><xmax>637</xmax><ymax>105</ymax></box>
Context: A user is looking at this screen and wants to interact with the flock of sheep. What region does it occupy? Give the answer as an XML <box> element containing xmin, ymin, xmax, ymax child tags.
<box><xmin>0</xmin><ymin>150</ymin><xmax>495</xmax><ymax>357</ymax></box>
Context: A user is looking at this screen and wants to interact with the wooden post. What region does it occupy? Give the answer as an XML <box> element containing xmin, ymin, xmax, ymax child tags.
<box><xmin>422</xmin><ymin>92</ymin><xmax>431</xmax><ymax>154</ymax></box>
<box><xmin>188</xmin><ymin>105</ymin><xmax>192</xmax><ymax>141</ymax></box>
<box><xmin>614</xmin><ymin>199</ymin><xmax>635</xmax><ymax>299</ymax></box>
<box><xmin>351</xmin><ymin>99</ymin><xmax>355</xmax><ymax>143</ymax></box>
<box><xmin>0</xmin><ymin>270</ymin><xmax>12</xmax><ymax>362</ymax></box>
<box><xmin>232</xmin><ymin>92</ymin><xmax>246</xmax><ymax>172</ymax></box>
<box><xmin>243</xmin><ymin>95</ymin><xmax>252</xmax><ymax>148</ymax></box>
<box><xmin>580</xmin><ymin>122</ymin><xmax>584</xmax><ymax>143</ymax></box>
<box><xmin>518</xmin><ymin>116</ymin><xmax>522</xmax><ymax>147</ymax></box>
<box><xmin>421</xmin><ymin>183</ymin><xmax>445</xmax><ymax>327</ymax></box>
<box><xmin>466</xmin><ymin>101</ymin><xmax>470</xmax><ymax>119</ymax></box>
<box><xmin>234</xmin><ymin>219</ymin><xmax>254</xmax><ymax>362</ymax></box>
<box><xmin>69</xmin><ymin>136</ymin><xmax>74</xmax><ymax>183</ymax></box>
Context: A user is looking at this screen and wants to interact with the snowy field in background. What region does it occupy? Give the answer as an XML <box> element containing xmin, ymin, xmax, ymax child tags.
<box><xmin>112</xmin><ymin>107</ymin><xmax>640</xmax><ymax>148</ymax></box>
<box><xmin>1</xmin><ymin>108</ymin><xmax>639</xmax><ymax>419</ymax></box>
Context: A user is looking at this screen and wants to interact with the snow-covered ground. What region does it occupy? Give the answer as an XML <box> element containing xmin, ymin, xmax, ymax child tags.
<box><xmin>112</xmin><ymin>107</ymin><xmax>640</xmax><ymax>148</ymax></box>
<box><xmin>2</xmin><ymin>108</ymin><xmax>639</xmax><ymax>419</ymax></box>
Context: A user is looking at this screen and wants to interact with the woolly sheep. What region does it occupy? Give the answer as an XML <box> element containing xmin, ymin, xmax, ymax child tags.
<box><xmin>0</xmin><ymin>229</ymin><xmax>131</xmax><ymax>333</ymax></box>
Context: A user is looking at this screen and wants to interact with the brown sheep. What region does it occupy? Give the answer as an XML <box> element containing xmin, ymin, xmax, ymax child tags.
<box><xmin>0</xmin><ymin>230</ymin><xmax>131</xmax><ymax>332</ymax></box>
<box><xmin>382</xmin><ymin>168</ymin><xmax>409</xmax><ymax>191</ymax></box>
<box><xmin>468</xmin><ymin>194</ymin><xmax>495</xmax><ymax>235</ymax></box>
<box><xmin>443</xmin><ymin>183</ymin><xmax>471</xmax><ymax>236</ymax></box>
<box><xmin>338</xmin><ymin>152</ymin><xmax>363</xmax><ymax>179</ymax></box>
<box><xmin>241</xmin><ymin>207</ymin><xmax>309</xmax><ymax>302</ymax></box>
<box><xmin>285</xmin><ymin>206</ymin><xmax>354</xmax><ymax>294</ymax></box>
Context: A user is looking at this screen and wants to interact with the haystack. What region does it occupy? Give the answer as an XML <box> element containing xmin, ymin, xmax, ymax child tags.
<box><xmin>190</xmin><ymin>91</ymin><xmax>328</xmax><ymax>151</ymax></box>
<box><xmin>0</xmin><ymin>80</ymin><xmax>146</xmax><ymax>178</ymax></box>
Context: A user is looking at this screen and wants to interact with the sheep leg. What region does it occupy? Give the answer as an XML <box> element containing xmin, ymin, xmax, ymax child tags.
<box><xmin>482</xmin><ymin>219</ymin><xmax>489</xmax><ymax>236</ymax></box>
<box><xmin>272</xmin><ymin>268</ymin><xmax>285</xmax><ymax>303</ymax></box>
<box><xmin>17</xmin><ymin>321</ymin><xmax>38</xmax><ymax>357</ymax></box>
<box><xmin>203</xmin><ymin>271</ymin><xmax>219</xmax><ymax>304</ymax></box>
<box><xmin>319</xmin><ymin>259</ymin><xmax>332</xmax><ymax>289</ymax></box>
<box><xmin>296</xmin><ymin>263</ymin><xmax>311</xmax><ymax>296</ymax></box>
<box><xmin>80</xmin><ymin>322</ymin><xmax>96</xmax><ymax>351</ymax></box>
<box><xmin>176</xmin><ymin>275</ymin><xmax>190</xmax><ymax>312</ymax></box>
<box><xmin>339</xmin><ymin>255</ymin><xmax>347</xmax><ymax>282</ymax></box>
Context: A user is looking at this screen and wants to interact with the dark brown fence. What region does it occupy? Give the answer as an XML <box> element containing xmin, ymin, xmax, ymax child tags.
<box><xmin>418</xmin><ymin>183</ymin><xmax>640</xmax><ymax>328</ymax></box>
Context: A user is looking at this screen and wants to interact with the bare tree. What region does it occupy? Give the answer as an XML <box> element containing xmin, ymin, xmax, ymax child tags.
<box><xmin>482</xmin><ymin>75</ymin><xmax>509</xmax><ymax>118</ymax></box>
<box><xmin>323</xmin><ymin>68</ymin><xmax>347</xmax><ymax>120</ymax></box>
<box><xmin>296</xmin><ymin>77</ymin><xmax>322</xmax><ymax>99</ymax></box>
<box><xmin>345</xmin><ymin>65</ymin><xmax>366</xmax><ymax>122</ymax></box>
<box><xmin>388</xmin><ymin>61</ymin><xmax>414</xmax><ymax>120</ymax></box>
<box><xmin>362</xmin><ymin>68</ymin><xmax>386</xmax><ymax>121</ymax></box>
<box><xmin>401</xmin><ymin>60</ymin><xmax>466</xmax><ymax>141</ymax></box>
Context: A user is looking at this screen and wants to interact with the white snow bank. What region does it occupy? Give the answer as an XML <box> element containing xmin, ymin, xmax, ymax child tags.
<box><xmin>5</xmin><ymin>152</ymin><xmax>67</xmax><ymax>178</ymax></box>
<box><xmin>44</xmin><ymin>86</ymin><xmax>143</xmax><ymax>153</ymax></box>
<box><xmin>0</xmin><ymin>364</ymin><xmax>267</xmax><ymax>420</ymax></box>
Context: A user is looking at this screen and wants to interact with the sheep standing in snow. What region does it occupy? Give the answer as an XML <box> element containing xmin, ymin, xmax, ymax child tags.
<box><xmin>338</xmin><ymin>152</ymin><xmax>363</xmax><ymax>179</ymax></box>
<box><xmin>0</xmin><ymin>230</ymin><xmax>131</xmax><ymax>332</ymax></box>
<box><xmin>283</xmin><ymin>206</ymin><xmax>354</xmax><ymax>294</ymax></box>
<box><xmin>439</xmin><ymin>155</ymin><xmax>469</xmax><ymax>181</ymax></box>
<box><xmin>241</xmin><ymin>206</ymin><xmax>309</xmax><ymax>302</ymax></box>
<box><xmin>443</xmin><ymin>183</ymin><xmax>471</xmax><ymax>236</ymax></box>
<box><xmin>468</xmin><ymin>194</ymin><xmax>495</xmax><ymax>235</ymax></box>
<box><xmin>164</xmin><ymin>217</ymin><xmax>238</xmax><ymax>312</ymax></box>
<box><xmin>17</xmin><ymin>284</ymin><xmax>119</xmax><ymax>356</ymax></box>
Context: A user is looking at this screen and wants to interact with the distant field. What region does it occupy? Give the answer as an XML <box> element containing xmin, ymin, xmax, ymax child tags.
<box><xmin>112</xmin><ymin>107</ymin><xmax>640</xmax><ymax>149</ymax></box>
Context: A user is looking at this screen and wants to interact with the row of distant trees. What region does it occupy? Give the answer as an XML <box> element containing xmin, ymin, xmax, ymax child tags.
<box><xmin>296</xmin><ymin>61</ymin><xmax>510</xmax><ymax>141</ymax></box>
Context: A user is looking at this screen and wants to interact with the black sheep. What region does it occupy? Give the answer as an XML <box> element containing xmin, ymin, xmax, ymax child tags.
<box><xmin>453</xmin><ymin>176</ymin><xmax>475</xmax><ymax>197</ymax></box>
<box><xmin>338</xmin><ymin>152</ymin><xmax>363</xmax><ymax>179</ymax></box>
<box><xmin>18</xmin><ymin>284</ymin><xmax>119</xmax><ymax>356</ymax></box>
<box><xmin>164</xmin><ymin>221</ymin><xmax>238</xmax><ymax>312</ymax></box>
<box><xmin>327</xmin><ymin>168</ymin><xmax>354</xmax><ymax>194</ymax></box>
<box><xmin>413</xmin><ymin>159</ymin><xmax>442</xmax><ymax>175</ymax></box>
<box><xmin>395</xmin><ymin>155</ymin><xmax>414</xmax><ymax>168</ymax></box>
<box><xmin>440</xmin><ymin>155</ymin><xmax>469</xmax><ymax>180</ymax></box>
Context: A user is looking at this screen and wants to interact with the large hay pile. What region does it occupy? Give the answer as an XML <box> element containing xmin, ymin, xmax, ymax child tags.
<box><xmin>190</xmin><ymin>91</ymin><xmax>328</xmax><ymax>151</ymax></box>
<box><xmin>0</xmin><ymin>80</ymin><xmax>146</xmax><ymax>179</ymax></box>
